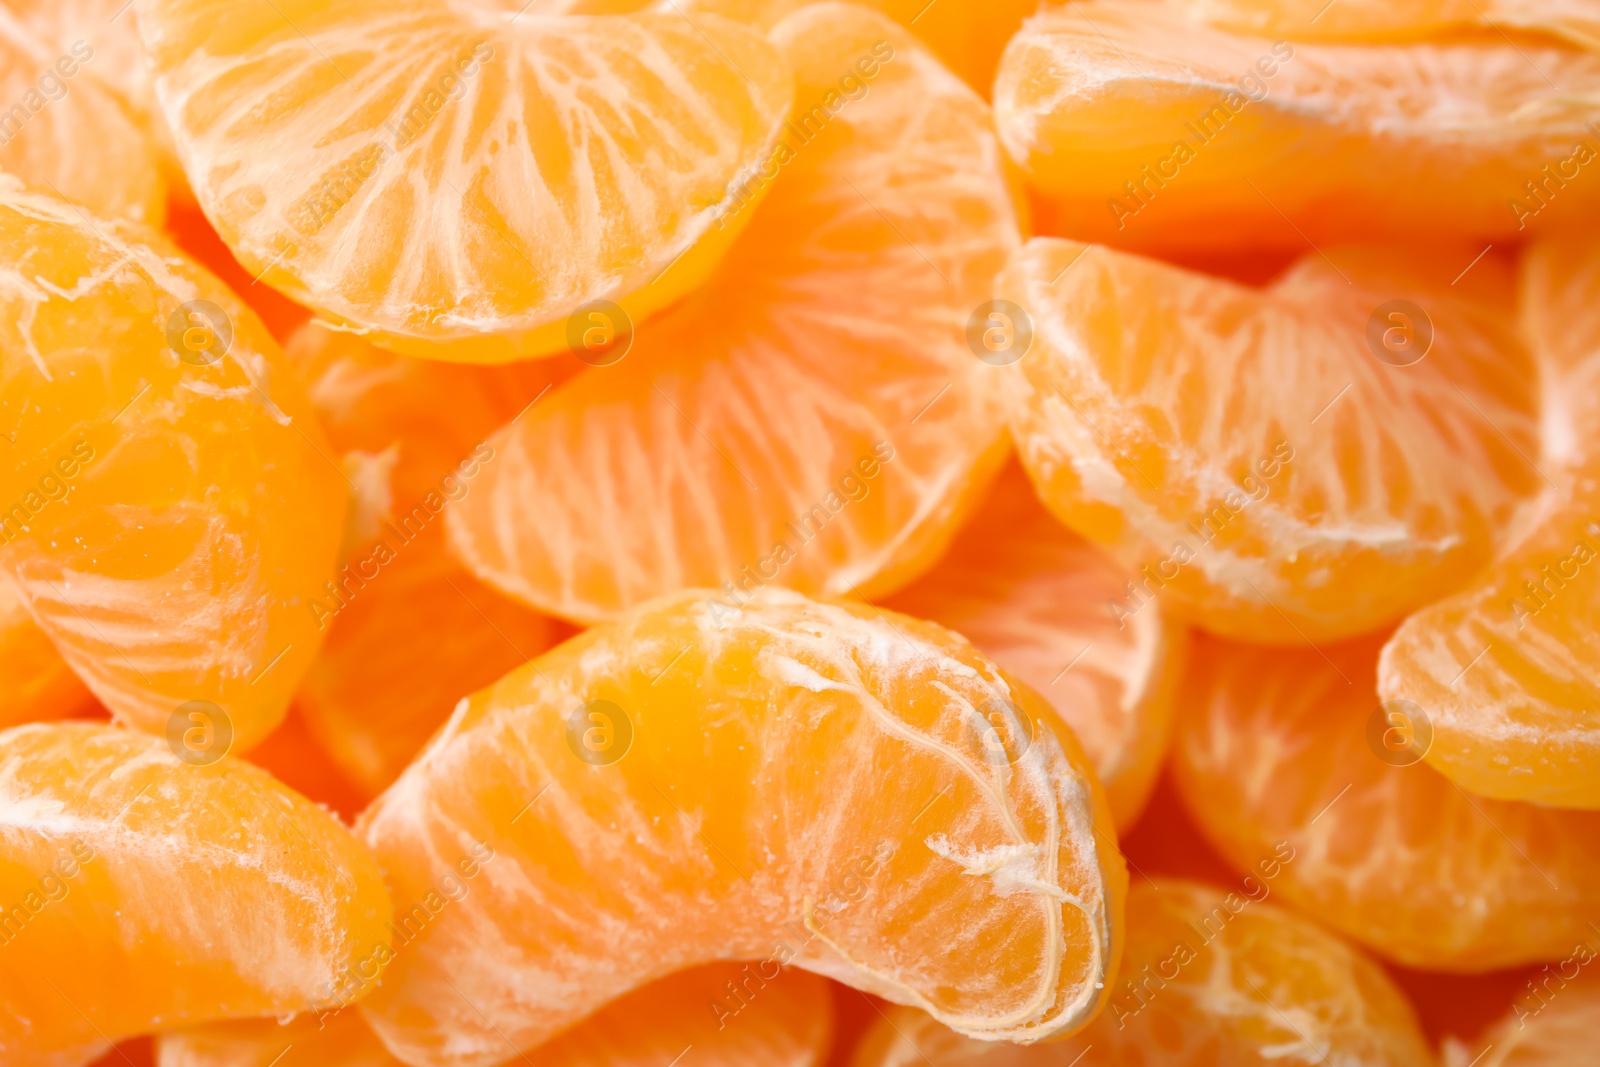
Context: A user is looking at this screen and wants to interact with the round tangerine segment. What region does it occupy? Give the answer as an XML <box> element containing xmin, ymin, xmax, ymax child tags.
<box><xmin>0</xmin><ymin>722</ymin><xmax>392</xmax><ymax>1067</ymax></box>
<box><xmin>160</xmin><ymin>963</ymin><xmax>832</xmax><ymax>1067</ymax></box>
<box><xmin>282</xmin><ymin>323</ymin><xmax>568</xmax><ymax>797</ymax></box>
<box><xmin>1183</xmin><ymin>0</ymin><xmax>1600</xmax><ymax>50</ymax></box>
<box><xmin>999</xmin><ymin>237</ymin><xmax>1540</xmax><ymax>644</ymax></box>
<box><xmin>993</xmin><ymin>0</ymin><xmax>1600</xmax><ymax>251</ymax></box>
<box><xmin>0</xmin><ymin>7</ymin><xmax>164</xmax><ymax>224</ymax></box>
<box><xmin>137</xmin><ymin>0</ymin><xmax>793</xmax><ymax>362</ymax></box>
<box><xmin>358</xmin><ymin>587</ymin><xmax>1125</xmax><ymax>1066</ymax></box>
<box><xmin>885</xmin><ymin>462</ymin><xmax>1187</xmax><ymax>829</ymax></box>
<box><xmin>1172</xmin><ymin>631</ymin><xmax>1600</xmax><ymax>971</ymax></box>
<box><xmin>1378</xmin><ymin>237</ymin><xmax>1600</xmax><ymax>809</ymax></box>
<box><xmin>852</xmin><ymin>879</ymin><xmax>1435</xmax><ymax>1067</ymax></box>
<box><xmin>0</xmin><ymin>177</ymin><xmax>347</xmax><ymax>753</ymax></box>
<box><xmin>445</xmin><ymin>3</ymin><xmax>1020</xmax><ymax>624</ymax></box>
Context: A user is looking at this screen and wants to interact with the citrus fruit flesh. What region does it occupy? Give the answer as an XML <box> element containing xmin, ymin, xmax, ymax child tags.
<box><xmin>886</xmin><ymin>461</ymin><xmax>1187</xmax><ymax>829</ymax></box>
<box><xmin>0</xmin><ymin>572</ymin><xmax>94</xmax><ymax>729</ymax></box>
<box><xmin>0</xmin><ymin>177</ymin><xmax>347</xmax><ymax>752</ymax></box>
<box><xmin>1378</xmin><ymin>236</ymin><xmax>1600</xmax><ymax>808</ymax></box>
<box><xmin>993</xmin><ymin>0</ymin><xmax>1600</xmax><ymax>251</ymax></box>
<box><xmin>999</xmin><ymin>237</ymin><xmax>1540</xmax><ymax>644</ymax></box>
<box><xmin>1185</xmin><ymin>0</ymin><xmax>1600</xmax><ymax>50</ymax></box>
<box><xmin>137</xmin><ymin>0</ymin><xmax>794</xmax><ymax>361</ymax></box>
<box><xmin>1173</xmin><ymin>631</ymin><xmax>1600</xmax><ymax>971</ymax></box>
<box><xmin>446</xmin><ymin>3</ymin><xmax>1020</xmax><ymax>625</ymax></box>
<box><xmin>1441</xmin><ymin>967</ymin><xmax>1600</xmax><ymax>1067</ymax></box>
<box><xmin>282</xmin><ymin>322</ymin><xmax>567</xmax><ymax>796</ymax></box>
<box><xmin>0</xmin><ymin>721</ymin><xmax>392</xmax><ymax>1066</ymax></box>
<box><xmin>242</xmin><ymin>706</ymin><xmax>371</xmax><ymax>825</ymax></box>
<box><xmin>0</xmin><ymin>7</ymin><xmax>164</xmax><ymax>224</ymax></box>
<box><xmin>358</xmin><ymin>587</ymin><xmax>1125</xmax><ymax>1066</ymax></box>
<box><xmin>678</xmin><ymin>0</ymin><xmax>1038</xmax><ymax>95</ymax></box>
<box><xmin>160</xmin><ymin>963</ymin><xmax>831</xmax><ymax>1067</ymax></box>
<box><xmin>851</xmin><ymin>878</ymin><xmax>1435</xmax><ymax>1067</ymax></box>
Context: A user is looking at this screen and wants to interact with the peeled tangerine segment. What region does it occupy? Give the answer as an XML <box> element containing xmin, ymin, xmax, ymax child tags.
<box><xmin>161</xmin><ymin>963</ymin><xmax>832</xmax><ymax>1067</ymax></box>
<box><xmin>358</xmin><ymin>588</ymin><xmax>1125</xmax><ymax>1066</ymax></box>
<box><xmin>678</xmin><ymin>0</ymin><xmax>1038</xmax><ymax>94</ymax></box>
<box><xmin>886</xmin><ymin>462</ymin><xmax>1187</xmax><ymax>829</ymax></box>
<box><xmin>1442</xmin><ymin>968</ymin><xmax>1600</xmax><ymax>1067</ymax></box>
<box><xmin>853</xmin><ymin>879</ymin><xmax>1433</xmax><ymax>1067</ymax></box>
<box><xmin>284</xmin><ymin>323</ymin><xmax>565</xmax><ymax>797</ymax></box>
<box><xmin>993</xmin><ymin>0</ymin><xmax>1600</xmax><ymax>251</ymax></box>
<box><xmin>1000</xmin><ymin>237</ymin><xmax>1540</xmax><ymax>644</ymax></box>
<box><xmin>0</xmin><ymin>574</ymin><xmax>94</xmax><ymax>729</ymax></box>
<box><xmin>0</xmin><ymin>722</ymin><xmax>391</xmax><ymax>1067</ymax></box>
<box><xmin>1173</xmin><ymin>632</ymin><xmax>1600</xmax><ymax>971</ymax></box>
<box><xmin>446</xmin><ymin>3</ymin><xmax>1019</xmax><ymax>624</ymax></box>
<box><xmin>137</xmin><ymin>0</ymin><xmax>793</xmax><ymax>362</ymax></box>
<box><xmin>0</xmin><ymin>8</ymin><xmax>164</xmax><ymax>223</ymax></box>
<box><xmin>1379</xmin><ymin>237</ymin><xmax>1600</xmax><ymax>809</ymax></box>
<box><xmin>1184</xmin><ymin>0</ymin><xmax>1600</xmax><ymax>49</ymax></box>
<box><xmin>0</xmin><ymin>177</ymin><xmax>346</xmax><ymax>752</ymax></box>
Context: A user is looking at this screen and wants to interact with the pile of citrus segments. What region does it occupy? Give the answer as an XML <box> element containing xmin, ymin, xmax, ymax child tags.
<box><xmin>1</xmin><ymin>0</ymin><xmax>1598</xmax><ymax>1064</ymax></box>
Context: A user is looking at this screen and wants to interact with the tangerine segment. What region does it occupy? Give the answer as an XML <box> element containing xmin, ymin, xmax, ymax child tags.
<box><xmin>359</xmin><ymin>588</ymin><xmax>1125</xmax><ymax>1066</ymax></box>
<box><xmin>1377</xmin><ymin>237</ymin><xmax>1600</xmax><ymax>809</ymax></box>
<box><xmin>0</xmin><ymin>8</ymin><xmax>164</xmax><ymax>223</ymax></box>
<box><xmin>283</xmin><ymin>322</ymin><xmax>568</xmax><ymax>796</ymax></box>
<box><xmin>677</xmin><ymin>0</ymin><xmax>1038</xmax><ymax>94</ymax></box>
<box><xmin>1185</xmin><ymin>0</ymin><xmax>1600</xmax><ymax>50</ymax></box>
<box><xmin>886</xmin><ymin>462</ymin><xmax>1187</xmax><ymax>829</ymax></box>
<box><xmin>1442</xmin><ymin>968</ymin><xmax>1600</xmax><ymax>1067</ymax></box>
<box><xmin>993</xmin><ymin>1</ymin><xmax>1600</xmax><ymax>251</ymax></box>
<box><xmin>1172</xmin><ymin>632</ymin><xmax>1600</xmax><ymax>971</ymax></box>
<box><xmin>162</xmin><ymin>963</ymin><xmax>831</xmax><ymax>1067</ymax></box>
<box><xmin>0</xmin><ymin>177</ymin><xmax>347</xmax><ymax>752</ymax></box>
<box><xmin>137</xmin><ymin>0</ymin><xmax>793</xmax><ymax>362</ymax></box>
<box><xmin>852</xmin><ymin>879</ymin><xmax>1434</xmax><ymax>1067</ymax></box>
<box><xmin>446</xmin><ymin>3</ymin><xmax>1020</xmax><ymax>624</ymax></box>
<box><xmin>999</xmin><ymin>237</ymin><xmax>1539</xmax><ymax>644</ymax></box>
<box><xmin>0</xmin><ymin>722</ymin><xmax>392</xmax><ymax>1066</ymax></box>
<box><xmin>0</xmin><ymin>574</ymin><xmax>94</xmax><ymax>729</ymax></box>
